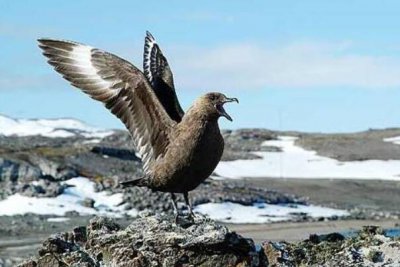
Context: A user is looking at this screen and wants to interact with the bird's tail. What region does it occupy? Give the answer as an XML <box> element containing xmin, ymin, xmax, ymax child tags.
<box><xmin>120</xmin><ymin>177</ymin><xmax>144</xmax><ymax>188</ymax></box>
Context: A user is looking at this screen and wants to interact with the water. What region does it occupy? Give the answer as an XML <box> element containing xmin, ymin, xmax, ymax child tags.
<box><xmin>384</xmin><ymin>228</ymin><xmax>400</xmax><ymax>238</ymax></box>
<box><xmin>342</xmin><ymin>228</ymin><xmax>400</xmax><ymax>238</ymax></box>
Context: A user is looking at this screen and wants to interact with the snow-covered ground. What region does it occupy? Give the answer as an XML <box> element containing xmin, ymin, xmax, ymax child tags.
<box><xmin>384</xmin><ymin>136</ymin><xmax>400</xmax><ymax>145</ymax></box>
<box><xmin>0</xmin><ymin>115</ymin><xmax>113</xmax><ymax>140</ymax></box>
<box><xmin>0</xmin><ymin>177</ymin><xmax>138</xmax><ymax>217</ymax></box>
<box><xmin>0</xmin><ymin>176</ymin><xmax>348</xmax><ymax>223</ymax></box>
<box><xmin>194</xmin><ymin>202</ymin><xmax>349</xmax><ymax>224</ymax></box>
<box><xmin>1</xmin><ymin>116</ymin><xmax>396</xmax><ymax>223</ymax></box>
<box><xmin>47</xmin><ymin>217</ymin><xmax>70</xmax><ymax>222</ymax></box>
<box><xmin>216</xmin><ymin>136</ymin><xmax>400</xmax><ymax>180</ymax></box>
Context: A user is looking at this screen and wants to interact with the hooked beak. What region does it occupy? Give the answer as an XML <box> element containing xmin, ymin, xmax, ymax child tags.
<box><xmin>217</xmin><ymin>97</ymin><xmax>239</xmax><ymax>122</ymax></box>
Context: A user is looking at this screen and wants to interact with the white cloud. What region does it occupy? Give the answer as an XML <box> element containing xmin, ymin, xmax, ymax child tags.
<box><xmin>167</xmin><ymin>41</ymin><xmax>400</xmax><ymax>90</ymax></box>
<box><xmin>5</xmin><ymin>39</ymin><xmax>399</xmax><ymax>92</ymax></box>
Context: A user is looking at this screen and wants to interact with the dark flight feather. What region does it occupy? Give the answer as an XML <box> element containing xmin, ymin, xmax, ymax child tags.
<box><xmin>143</xmin><ymin>31</ymin><xmax>184</xmax><ymax>122</ymax></box>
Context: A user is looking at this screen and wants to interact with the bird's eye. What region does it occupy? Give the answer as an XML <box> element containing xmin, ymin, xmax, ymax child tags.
<box><xmin>210</xmin><ymin>95</ymin><xmax>217</xmax><ymax>101</ymax></box>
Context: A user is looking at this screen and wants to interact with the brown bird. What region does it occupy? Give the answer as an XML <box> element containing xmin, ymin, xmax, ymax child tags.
<box><xmin>38</xmin><ymin>32</ymin><xmax>238</xmax><ymax>220</ymax></box>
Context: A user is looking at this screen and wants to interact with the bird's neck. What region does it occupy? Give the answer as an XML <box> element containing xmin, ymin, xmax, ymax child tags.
<box><xmin>183</xmin><ymin>104</ymin><xmax>219</xmax><ymax>126</ymax></box>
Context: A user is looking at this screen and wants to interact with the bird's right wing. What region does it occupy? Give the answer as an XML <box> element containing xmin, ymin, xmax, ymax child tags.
<box><xmin>143</xmin><ymin>31</ymin><xmax>184</xmax><ymax>122</ymax></box>
<box><xmin>38</xmin><ymin>39</ymin><xmax>176</xmax><ymax>173</ymax></box>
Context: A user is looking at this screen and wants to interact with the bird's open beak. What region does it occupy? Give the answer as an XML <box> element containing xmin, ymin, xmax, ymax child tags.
<box><xmin>218</xmin><ymin>97</ymin><xmax>239</xmax><ymax>122</ymax></box>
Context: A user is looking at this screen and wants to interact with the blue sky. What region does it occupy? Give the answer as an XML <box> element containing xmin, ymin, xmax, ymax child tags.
<box><xmin>1</xmin><ymin>0</ymin><xmax>400</xmax><ymax>132</ymax></box>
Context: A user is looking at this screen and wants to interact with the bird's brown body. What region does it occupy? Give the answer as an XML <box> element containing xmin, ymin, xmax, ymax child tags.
<box><xmin>149</xmin><ymin>104</ymin><xmax>224</xmax><ymax>192</ymax></box>
<box><xmin>38</xmin><ymin>32</ymin><xmax>237</xmax><ymax>220</ymax></box>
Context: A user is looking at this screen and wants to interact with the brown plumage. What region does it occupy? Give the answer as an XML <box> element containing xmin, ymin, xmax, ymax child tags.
<box><xmin>38</xmin><ymin>32</ymin><xmax>238</xmax><ymax>220</ymax></box>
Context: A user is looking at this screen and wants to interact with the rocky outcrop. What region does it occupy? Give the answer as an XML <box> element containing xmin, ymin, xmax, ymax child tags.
<box><xmin>260</xmin><ymin>226</ymin><xmax>400</xmax><ymax>266</ymax></box>
<box><xmin>0</xmin><ymin>158</ymin><xmax>41</xmax><ymax>183</ymax></box>
<box><xmin>19</xmin><ymin>214</ymin><xmax>258</xmax><ymax>267</ymax></box>
<box><xmin>18</xmin><ymin>216</ymin><xmax>400</xmax><ymax>267</ymax></box>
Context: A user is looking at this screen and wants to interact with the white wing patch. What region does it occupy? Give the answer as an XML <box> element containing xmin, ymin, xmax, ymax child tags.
<box><xmin>39</xmin><ymin>38</ymin><xmax>174</xmax><ymax>174</ymax></box>
<box><xmin>67</xmin><ymin>45</ymin><xmax>114</xmax><ymax>90</ymax></box>
<box><xmin>143</xmin><ymin>31</ymin><xmax>156</xmax><ymax>84</ymax></box>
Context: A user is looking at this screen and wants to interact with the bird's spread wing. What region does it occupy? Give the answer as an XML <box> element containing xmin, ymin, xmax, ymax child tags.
<box><xmin>38</xmin><ymin>39</ymin><xmax>176</xmax><ymax>173</ymax></box>
<box><xmin>143</xmin><ymin>31</ymin><xmax>184</xmax><ymax>122</ymax></box>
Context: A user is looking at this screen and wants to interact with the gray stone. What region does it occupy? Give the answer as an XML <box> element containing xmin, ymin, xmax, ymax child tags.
<box><xmin>20</xmin><ymin>215</ymin><xmax>258</xmax><ymax>267</ymax></box>
<box><xmin>81</xmin><ymin>198</ymin><xmax>95</xmax><ymax>208</ymax></box>
<box><xmin>259</xmin><ymin>226</ymin><xmax>400</xmax><ymax>266</ymax></box>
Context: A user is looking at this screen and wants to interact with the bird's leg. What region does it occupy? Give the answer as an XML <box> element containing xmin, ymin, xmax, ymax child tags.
<box><xmin>170</xmin><ymin>193</ymin><xmax>179</xmax><ymax>223</ymax></box>
<box><xmin>184</xmin><ymin>191</ymin><xmax>196</xmax><ymax>219</ymax></box>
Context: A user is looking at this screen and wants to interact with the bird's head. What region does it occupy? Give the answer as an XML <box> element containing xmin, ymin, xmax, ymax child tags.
<box><xmin>200</xmin><ymin>92</ymin><xmax>239</xmax><ymax>121</ymax></box>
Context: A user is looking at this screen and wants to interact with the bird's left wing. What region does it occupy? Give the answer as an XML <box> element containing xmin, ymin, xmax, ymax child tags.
<box><xmin>143</xmin><ymin>31</ymin><xmax>184</xmax><ymax>122</ymax></box>
<box><xmin>38</xmin><ymin>39</ymin><xmax>176</xmax><ymax>173</ymax></box>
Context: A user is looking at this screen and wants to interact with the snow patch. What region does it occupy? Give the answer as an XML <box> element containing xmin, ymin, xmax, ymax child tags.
<box><xmin>0</xmin><ymin>115</ymin><xmax>113</xmax><ymax>139</ymax></box>
<box><xmin>194</xmin><ymin>202</ymin><xmax>349</xmax><ymax>224</ymax></box>
<box><xmin>0</xmin><ymin>177</ymin><xmax>138</xmax><ymax>217</ymax></box>
<box><xmin>384</xmin><ymin>136</ymin><xmax>400</xmax><ymax>145</ymax></box>
<box><xmin>216</xmin><ymin>136</ymin><xmax>400</xmax><ymax>180</ymax></box>
<box><xmin>0</xmin><ymin>177</ymin><xmax>349</xmax><ymax>224</ymax></box>
<box><xmin>47</xmin><ymin>217</ymin><xmax>70</xmax><ymax>222</ymax></box>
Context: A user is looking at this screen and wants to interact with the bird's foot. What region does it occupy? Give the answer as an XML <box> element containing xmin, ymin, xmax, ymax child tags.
<box><xmin>173</xmin><ymin>212</ymin><xmax>197</xmax><ymax>226</ymax></box>
<box><xmin>187</xmin><ymin>211</ymin><xmax>196</xmax><ymax>221</ymax></box>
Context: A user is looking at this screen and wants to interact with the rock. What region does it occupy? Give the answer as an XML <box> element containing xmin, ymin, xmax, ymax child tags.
<box><xmin>19</xmin><ymin>215</ymin><xmax>258</xmax><ymax>267</ymax></box>
<box><xmin>27</xmin><ymin>156</ymin><xmax>78</xmax><ymax>181</ymax></box>
<box><xmin>259</xmin><ymin>226</ymin><xmax>400</xmax><ymax>266</ymax></box>
<box><xmin>64</xmin><ymin>211</ymin><xmax>80</xmax><ymax>217</ymax></box>
<box><xmin>0</xmin><ymin>258</ymin><xmax>22</xmax><ymax>267</ymax></box>
<box><xmin>18</xmin><ymin>183</ymin><xmax>45</xmax><ymax>197</ymax></box>
<box><xmin>367</xmin><ymin>249</ymin><xmax>383</xmax><ymax>263</ymax></box>
<box><xmin>80</xmin><ymin>198</ymin><xmax>95</xmax><ymax>208</ymax></box>
<box><xmin>221</xmin><ymin>129</ymin><xmax>277</xmax><ymax>161</ymax></box>
<box><xmin>15</xmin><ymin>259</ymin><xmax>37</xmax><ymax>267</ymax></box>
<box><xmin>308</xmin><ymin>232</ymin><xmax>345</xmax><ymax>244</ymax></box>
<box><xmin>260</xmin><ymin>242</ymin><xmax>289</xmax><ymax>266</ymax></box>
<box><xmin>0</xmin><ymin>132</ymin><xmax>142</xmax><ymax>198</ymax></box>
<box><xmin>18</xmin><ymin>180</ymin><xmax>68</xmax><ymax>198</ymax></box>
<box><xmin>222</xmin><ymin>149</ymin><xmax>263</xmax><ymax>161</ymax></box>
<box><xmin>15</xmin><ymin>216</ymin><xmax>400</xmax><ymax>267</ymax></box>
<box><xmin>90</xmin><ymin>146</ymin><xmax>140</xmax><ymax>161</ymax></box>
<box><xmin>0</xmin><ymin>158</ymin><xmax>41</xmax><ymax>183</ymax></box>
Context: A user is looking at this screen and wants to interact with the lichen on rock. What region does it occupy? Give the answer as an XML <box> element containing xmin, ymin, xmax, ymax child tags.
<box><xmin>260</xmin><ymin>225</ymin><xmax>400</xmax><ymax>266</ymax></box>
<box><xmin>19</xmin><ymin>214</ymin><xmax>258</xmax><ymax>267</ymax></box>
